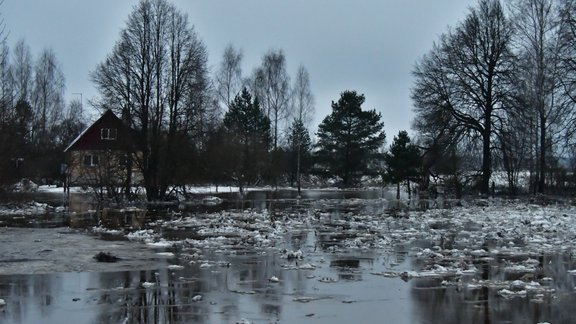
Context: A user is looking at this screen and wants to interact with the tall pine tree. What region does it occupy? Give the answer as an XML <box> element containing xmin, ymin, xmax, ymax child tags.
<box><xmin>316</xmin><ymin>90</ymin><xmax>386</xmax><ymax>187</ymax></box>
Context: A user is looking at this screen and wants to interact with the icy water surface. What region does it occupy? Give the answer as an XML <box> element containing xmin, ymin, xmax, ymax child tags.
<box><xmin>0</xmin><ymin>249</ymin><xmax>412</xmax><ymax>323</ymax></box>
<box><xmin>1</xmin><ymin>190</ymin><xmax>576</xmax><ymax>323</ymax></box>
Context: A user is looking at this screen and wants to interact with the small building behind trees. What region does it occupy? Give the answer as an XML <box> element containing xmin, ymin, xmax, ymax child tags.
<box><xmin>63</xmin><ymin>110</ymin><xmax>142</xmax><ymax>194</ymax></box>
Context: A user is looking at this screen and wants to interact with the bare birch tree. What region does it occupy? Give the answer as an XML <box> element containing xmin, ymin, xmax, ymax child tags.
<box><xmin>250</xmin><ymin>49</ymin><xmax>290</xmax><ymax>150</ymax></box>
<box><xmin>92</xmin><ymin>0</ymin><xmax>209</xmax><ymax>200</ymax></box>
<box><xmin>291</xmin><ymin>65</ymin><xmax>314</xmax><ymax>125</ymax></box>
<box><xmin>11</xmin><ymin>39</ymin><xmax>33</xmax><ymax>103</ymax></box>
<box><xmin>510</xmin><ymin>0</ymin><xmax>571</xmax><ymax>194</ymax></box>
<box><xmin>215</xmin><ymin>44</ymin><xmax>243</xmax><ymax>110</ymax></box>
<box><xmin>557</xmin><ymin>0</ymin><xmax>576</xmax><ymax>183</ymax></box>
<box><xmin>0</xmin><ymin>41</ymin><xmax>10</xmax><ymax>121</ymax></box>
<box><xmin>290</xmin><ymin>64</ymin><xmax>314</xmax><ymax>194</ymax></box>
<box><xmin>31</xmin><ymin>48</ymin><xmax>65</xmax><ymax>146</ymax></box>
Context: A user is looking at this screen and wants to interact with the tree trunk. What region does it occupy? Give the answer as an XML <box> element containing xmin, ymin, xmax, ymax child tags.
<box><xmin>538</xmin><ymin>114</ymin><xmax>546</xmax><ymax>194</ymax></box>
<box><xmin>481</xmin><ymin>128</ymin><xmax>492</xmax><ymax>196</ymax></box>
<box><xmin>396</xmin><ymin>182</ymin><xmax>400</xmax><ymax>200</ymax></box>
<box><xmin>296</xmin><ymin>143</ymin><xmax>302</xmax><ymax>196</ymax></box>
<box><xmin>124</xmin><ymin>154</ymin><xmax>133</xmax><ymax>198</ymax></box>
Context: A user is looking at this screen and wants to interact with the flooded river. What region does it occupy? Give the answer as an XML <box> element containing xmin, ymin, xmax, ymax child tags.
<box><xmin>0</xmin><ymin>189</ymin><xmax>575</xmax><ymax>323</ymax></box>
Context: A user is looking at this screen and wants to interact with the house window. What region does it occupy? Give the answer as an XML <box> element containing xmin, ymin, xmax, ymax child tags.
<box><xmin>101</xmin><ymin>128</ymin><xmax>117</xmax><ymax>140</ymax></box>
<box><xmin>83</xmin><ymin>154</ymin><xmax>99</xmax><ymax>167</ymax></box>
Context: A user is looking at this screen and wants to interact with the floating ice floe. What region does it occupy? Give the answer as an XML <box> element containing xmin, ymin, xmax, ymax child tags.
<box><xmin>298</xmin><ymin>263</ymin><xmax>316</xmax><ymax>270</ymax></box>
<box><xmin>269</xmin><ymin>276</ymin><xmax>279</xmax><ymax>283</ymax></box>
<box><xmin>202</xmin><ymin>196</ymin><xmax>223</xmax><ymax>206</ymax></box>
<box><xmin>498</xmin><ymin>288</ymin><xmax>527</xmax><ymax>298</ymax></box>
<box><xmin>92</xmin><ymin>226</ymin><xmax>123</xmax><ymax>235</ymax></box>
<box><xmin>147</xmin><ymin>239</ymin><xmax>176</xmax><ymax>248</ymax></box>
<box><xmin>0</xmin><ymin>201</ymin><xmax>51</xmax><ymax>216</ymax></box>
<box><xmin>141</xmin><ymin>282</ymin><xmax>155</xmax><ymax>288</ymax></box>
<box><xmin>199</xmin><ymin>262</ymin><xmax>213</xmax><ymax>268</ymax></box>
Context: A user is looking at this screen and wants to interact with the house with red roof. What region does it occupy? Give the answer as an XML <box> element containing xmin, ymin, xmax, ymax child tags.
<box><xmin>64</xmin><ymin>110</ymin><xmax>143</xmax><ymax>190</ymax></box>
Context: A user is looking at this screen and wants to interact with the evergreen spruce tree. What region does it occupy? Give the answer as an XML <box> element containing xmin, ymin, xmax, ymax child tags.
<box><xmin>383</xmin><ymin>131</ymin><xmax>421</xmax><ymax>199</ymax></box>
<box><xmin>287</xmin><ymin>118</ymin><xmax>312</xmax><ymax>193</ymax></box>
<box><xmin>223</xmin><ymin>88</ymin><xmax>271</xmax><ymax>193</ymax></box>
<box><xmin>316</xmin><ymin>90</ymin><xmax>386</xmax><ymax>187</ymax></box>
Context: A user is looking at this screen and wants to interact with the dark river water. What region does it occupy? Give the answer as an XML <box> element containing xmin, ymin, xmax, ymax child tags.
<box><xmin>0</xmin><ymin>189</ymin><xmax>575</xmax><ymax>323</ymax></box>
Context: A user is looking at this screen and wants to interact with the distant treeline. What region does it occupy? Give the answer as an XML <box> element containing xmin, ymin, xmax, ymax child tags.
<box><xmin>3</xmin><ymin>0</ymin><xmax>576</xmax><ymax>200</ymax></box>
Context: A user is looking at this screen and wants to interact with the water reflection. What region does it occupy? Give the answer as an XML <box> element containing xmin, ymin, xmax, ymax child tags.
<box><xmin>409</xmin><ymin>251</ymin><xmax>576</xmax><ymax>324</ymax></box>
<box><xmin>3</xmin><ymin>190</ymin><xmax>576</xmax><ymax>323</ymax></box>
<box><xmin>0</xmin><ymin>242</ymin><xmax>392</xmax><ymax>323</ymax></box>
<box><xmin>2</xmin><ymin>245</ymin><xmax>575</xmax><ymax>323</ymax></box>
<box><xmin>411</xmin><ymin>282</ymin><xmax>576</xmax><ymax>323</ymax></box>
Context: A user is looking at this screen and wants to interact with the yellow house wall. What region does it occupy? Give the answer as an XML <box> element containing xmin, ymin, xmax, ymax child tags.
<box><xmin>67</xmin><ymin>150</ymin><xmax>144</xmax><ymax>187</ymax></box>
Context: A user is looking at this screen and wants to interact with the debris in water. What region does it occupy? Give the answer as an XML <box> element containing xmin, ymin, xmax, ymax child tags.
<box><xmin>93</xmin><ymin>251</ymin><xmax>120</xmax><ymax>263</ymax></box>
<box><xmin>330</xmin><ymin>259</ymin><xmax>360</xmax><ymax>268</ymax></box>
<box><xmin>371</xmin><ymin>271</ymin><xmax>399</xmax><ymax>278</ymax></box>
<box><xmin>283</xmin><ymin>249</ymin><xmax>304</xmax><ymax>260</ymax></box>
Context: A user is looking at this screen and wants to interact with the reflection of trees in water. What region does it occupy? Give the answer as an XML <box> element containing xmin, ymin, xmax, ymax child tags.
<box><xmin>410</xmin><ymin>271</ymin><xmax>576</xmax><ymax>323</ymax></box>
<box><xmin>95</xmin><ymin>269</ymin><xmax>208</xmax><ymax>323</ymax></box>
<box><xmin>29</xmin><ymin>274</ymin><xmax>59</xmax><ymax>318</ymax></box>
<box><xmin>261</xmin><ymin>303</ymin><xmax>281</xmax><ymax>319</ymax></box>
<box><xmin>235</xmin><ymin>254</ymin><xmax>278</xmax><ymax>293</ymax></box>
<box><xmin>289</xmin><ymin>231</ymin><xmax>307</xmax><ymax>251</ymax></box>
<box><xmin>68</xmin><ymin>207</ymin><xmax>154</xmax><ymax>230</ymax></box>
<box><xmin>283</xmin><ymin>268</ymin><xmax>311</xmax><ymax>296</ymax></box>
<box><xmin>97</xmin><ymin>209</ymin><xmax>151</xmax><ymax>229</ymax></box>
<box><xmin>542</xmin><ymin>253</ymin><xmax>576</xmax><ymax>292</ymax></box>
<box><xmin>394</xmin><ymin>248</ymin><xmax>408</xmax><ymax>266</ymax></box>
<box><xmin>90</xmin><ymin>254</ymin><xmax>300</xmax><ymax>324</ymax></box>
<box><xmin>0</xmin><ymin>273</ymin><xmax>61</xmax><ymax>323</ymax></box>
<box><xmin>411</xmin><ymin>281</ymin><xmax>499</xmax><ymax>323</ymax></box>
<box><xmin>220</xmin><ymin>252</ymin><xmax>297</xmax><ymax>322</ymax></box>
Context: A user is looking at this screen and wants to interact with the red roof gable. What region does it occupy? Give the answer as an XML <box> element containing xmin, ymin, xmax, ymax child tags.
<box><xmin>64</xmin><ymin>110</ymin><xmax>139</xmax><ymax>152</ymax></box>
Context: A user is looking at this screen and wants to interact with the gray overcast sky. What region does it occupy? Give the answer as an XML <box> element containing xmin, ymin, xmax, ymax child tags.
<box><xmin>3</xmin><ymin>0</ymin><xmax>476</xmax><ymax>138</ymax></box>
